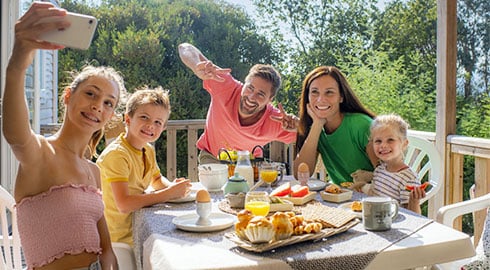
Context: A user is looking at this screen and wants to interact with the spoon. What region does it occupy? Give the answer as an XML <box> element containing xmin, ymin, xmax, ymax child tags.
<box><xmin>249</xmin><ymin>180</ymin><xmax>264</xmax><ymax>192</ymax></box>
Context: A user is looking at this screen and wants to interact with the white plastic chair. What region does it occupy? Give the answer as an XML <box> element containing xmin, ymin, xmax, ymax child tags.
<box><xmin>433</xmin><ymin>192</ymin><xmax>490</xmax><ymax>270</ymax></box>
<box><xmin>112</xmin><ymin>242</ymin><xmax>137</xmax><ymax>270</ymax></box>
<box><xmin>0</xmin><ymin>185</ymin><xmax>23</xmax><ymax>270</ymax></box>
<box><xmin>404</xmin><ymin>135</ymin><xmax>442</xmax><ymax>204</ymax></box>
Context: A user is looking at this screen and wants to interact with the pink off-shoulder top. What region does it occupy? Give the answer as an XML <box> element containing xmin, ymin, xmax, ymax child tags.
<box><xmin>16</xmin><ymin>184</ymin><xmax>103</xmax><ymax>269</ymax></box>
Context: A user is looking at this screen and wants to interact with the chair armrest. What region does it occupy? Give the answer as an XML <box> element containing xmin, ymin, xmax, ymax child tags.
<box><xmin>112</xmin><ymin>241</ymin><xmax>133</xmax><ymax>250</ymax></box>
<box><xmin>436</xmin><ymin>193</ymin><xmax>490</xmax><ymax>227</ymax></box>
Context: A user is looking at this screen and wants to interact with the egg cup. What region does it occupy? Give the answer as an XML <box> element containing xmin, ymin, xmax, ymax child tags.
<box><xmin>196</xmin><ymin>201</ymin><xmax>212</xmax><ymax>226</ymax></box>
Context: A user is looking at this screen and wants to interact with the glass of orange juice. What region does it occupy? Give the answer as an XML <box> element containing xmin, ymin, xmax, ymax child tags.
<box><xmin>259</xmin><ymin>163</ymin><xmax>280</xmax><ymax>193</ymax></box>
<box><xmin>245</xmin><ymin>191</ymin><xmax>270</xmax><ymax>216</ymax></box>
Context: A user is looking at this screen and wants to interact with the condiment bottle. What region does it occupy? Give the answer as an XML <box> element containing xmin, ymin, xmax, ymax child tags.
<box><xmin>234</xmin><ymin>150</ymin><xmax>254</xmax><ymax>188</ymax></box>
<box><xmin>297</xmin><ymin>162</ymin><xmax>310</xmax><ymax>186</ymax></box>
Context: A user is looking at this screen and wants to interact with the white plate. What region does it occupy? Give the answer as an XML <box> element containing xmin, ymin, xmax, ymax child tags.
<box><xmin>288</xmin><ymin>179</ymin><xmax>327</xmax><ymax>191</ymax></box>
<box><xmin>338</xmin><ymin>202</ymin><xmax>362</xmax><ymax>219</ymax></box>
<box><xmin>172</xmin><ymin>212</ymin><xmax>236</xmax><ymax>232</ymax></box>
<box><xmin>168</xmin><ymin>193</ymin><xmax>196</xmax><ymax>203</ymax></box>
<box><xmin>165</xmin><ymin>182</ymin><xmax>205</xmax><ymax>203</ymax></box>
<box><xmin>308</xmin><ymin>179</ymin><xmax>327</xmax><ymax>191</ymax></box>
<box><xmin>190</xmin><ymin>182</ymin><xmax>205</xmax><ymax>191</ymax></box>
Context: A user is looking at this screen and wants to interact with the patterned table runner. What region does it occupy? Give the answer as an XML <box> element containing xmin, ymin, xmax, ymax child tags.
<box><xmin>133</xmin><ymin>190</ymin><xmax>433</xmax><ymax>270</ymax></box>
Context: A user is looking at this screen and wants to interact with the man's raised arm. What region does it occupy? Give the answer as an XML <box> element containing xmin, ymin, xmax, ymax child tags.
<box><xmin>178</xmin><ymin>42</ymin><xmax>231</xmax><ymax>82</ymax></box>
<box><xmin>178</xmin><ymin>43</ymin><xmax>207</xmax><ymax>75</ymax></box>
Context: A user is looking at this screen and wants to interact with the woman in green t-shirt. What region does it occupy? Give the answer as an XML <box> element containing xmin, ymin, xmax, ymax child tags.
<box><xmin>294</xmin><ymin>66</ymin><xmax>378</xmax><ymax>185</ymax></box>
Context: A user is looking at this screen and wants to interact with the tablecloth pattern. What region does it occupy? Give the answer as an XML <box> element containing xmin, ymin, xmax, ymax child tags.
<box><xmin>133</xmin><ymin>190</ymin><xmax>433</xmax><ymax>270</ymax></box>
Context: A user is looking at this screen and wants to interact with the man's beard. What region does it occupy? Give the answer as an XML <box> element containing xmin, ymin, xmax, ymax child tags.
<box><xmin>239</xmin><ymin>97</ymin><xmax>261</xmax><ymax>116</ymax></box>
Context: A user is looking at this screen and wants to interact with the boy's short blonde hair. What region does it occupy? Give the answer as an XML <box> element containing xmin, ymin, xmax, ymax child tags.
<box><xmin>126</xmin><ymin>86</ymin><xmax>171</xmax><ymax>118</ymax></box>
<box><xmin>370</xmin><ymin>114</ymin><xmax>410</xmax><ymax>141</ymax></box>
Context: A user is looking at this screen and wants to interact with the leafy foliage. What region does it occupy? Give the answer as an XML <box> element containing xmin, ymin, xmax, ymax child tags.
<box><xmin>57</xmin><ymin>0</ymin><xmax>278</xmax><ymax>176</ymax></box>
<box><xmin>340</xmin><ymin>49</ymin><xmax>436</xmax><ymax>131</ymax></box>
<box><xmin>55</xmin><ymin>0</ymin><xmax>489</xmax><ymax>230</ymax></box>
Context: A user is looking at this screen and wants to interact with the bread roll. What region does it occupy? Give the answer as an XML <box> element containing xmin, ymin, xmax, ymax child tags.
<box><xmin>244</xmin><ymin>216</ymin><xmax>274</xmax><ymax>244</ymax></box>
<box><xmin>351</xmin><ymin>201</ymin><xmax>362</xmax><ymax>212</ymax></box>
<box><xmin>325</xmin><ymin>184</ymin><xmax>342</xmax><ymax>194</ymax></box>
<box><xmin>235</xmin><ymin>209</ymin><xmax>254</xmax><ymax>240</ymax></box>
<box><xmin>270</xmin><ymin>212</ymin><xmax>293</xmax><ymax>240</ymax></box>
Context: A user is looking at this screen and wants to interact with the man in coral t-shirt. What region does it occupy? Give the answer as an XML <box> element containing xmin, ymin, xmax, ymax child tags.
<box><xmin>178</xmin><ymin>43</ymin><xmax>297</xmax><ymax>164</ymax></box>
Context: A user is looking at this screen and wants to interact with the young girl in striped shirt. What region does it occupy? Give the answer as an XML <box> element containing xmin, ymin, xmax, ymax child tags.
<box><xmin>370</xmin><ymin>114</ymin><xmax>426</xmax><ymax>214</ymax></box>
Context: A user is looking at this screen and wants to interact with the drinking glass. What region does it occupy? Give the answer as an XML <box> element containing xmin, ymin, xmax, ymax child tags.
<box><xmin>244</xmin><ymin>191</ymin><xmax>270</xmax><ymax>216</ymax></box>
<box><xmin>259</xmin><ymin>163</ymin><xmax>279</xmax><ymax>193</ymax></box>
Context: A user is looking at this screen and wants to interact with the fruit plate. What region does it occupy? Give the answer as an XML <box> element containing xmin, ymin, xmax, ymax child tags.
<box><xmin>225</xmin><ymin>219</ymin><xmax>359</xmax><ymax>252</ymax></box>
<box><xmin>277</xmin><ymin>192</ymin><xmax>317</xmax><ymax>205</ymax></box>
<box><xmin>269</xmin><ymin>200</ymin><xmax>294</xmax><ymax>212</ymax></box>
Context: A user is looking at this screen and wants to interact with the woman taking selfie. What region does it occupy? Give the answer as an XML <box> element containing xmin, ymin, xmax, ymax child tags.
<box><xmin>2</xmin><ymin>2</ymin><xmax>126</xmax><ymax>269</ymax></box>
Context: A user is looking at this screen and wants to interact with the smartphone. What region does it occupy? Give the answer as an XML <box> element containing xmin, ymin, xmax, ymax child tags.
<box><xmin>38</xmin><ymin>12</ymin><xmax>98</xmax><ymax>50</ymax></box>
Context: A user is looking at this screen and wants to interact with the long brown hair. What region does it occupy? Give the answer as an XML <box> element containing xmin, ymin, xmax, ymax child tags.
<box><xmin>62</xmin><ymin>65</ymin><xmax>127</xmax><ymax>158</ymax></box>
<box><xmin>296</xmin><ymin>66</ymin><xmax>375</xmax><ymax>152</ymax></box>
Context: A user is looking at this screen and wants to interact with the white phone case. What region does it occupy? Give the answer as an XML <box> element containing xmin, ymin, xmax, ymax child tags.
<box><xmin>38</xmin><ymin>12</ymin><xmax>98</xmax><ymax>50</ymax></box>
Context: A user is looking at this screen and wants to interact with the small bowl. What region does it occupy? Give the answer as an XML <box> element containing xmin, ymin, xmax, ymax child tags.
<box><xmin>320</xmin><ymin>188</ymin><xmax>353</xmax><ymax>203</ymax></box>
<box><xmin>198</xmin><ymin>164</ymin><xmax>228</xmax><ymax>191</ymax></box>
<box><xmin>225</xmin><ymin>192</ymin><xmax>246</xmax><ymax>208</ymax></box>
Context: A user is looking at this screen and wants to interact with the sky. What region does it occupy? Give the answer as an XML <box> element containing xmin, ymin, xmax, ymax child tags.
<box><xmin>224</xmin><ymin>0</ymin><xmax>388</xmax><ymax>14</ymax></box>
<box><xmin>222</xmin><ymin>0</ymin><xmax>388</xmax><ymax>43</ymax></box>
<box><xmin>224</xmin><ymin>0</ymin><xmax>256</xmax><ymax>15</ymax></box>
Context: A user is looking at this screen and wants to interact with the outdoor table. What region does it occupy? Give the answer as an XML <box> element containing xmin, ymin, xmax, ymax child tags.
<box><xmin>133</xmin><ymin>180</ymin><xmax>475</xmax><ymax>270</ymax></box>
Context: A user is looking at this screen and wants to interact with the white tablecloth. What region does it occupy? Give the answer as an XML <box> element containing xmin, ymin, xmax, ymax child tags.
<box><xmin>133</xmin><ymin>190</ymin><xmax>434</xmax><ymax>270</ymax></box>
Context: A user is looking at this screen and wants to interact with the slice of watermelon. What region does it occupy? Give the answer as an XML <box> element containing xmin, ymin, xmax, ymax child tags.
<box><xmin>290</xmin><ymin>185</ymin><xmax>309</xmax><ymax>197</ymax></box>
<box><xmin>270</xmin><ymin>182</ymin><xmax>291</xmax><ymax>197</ymax></box>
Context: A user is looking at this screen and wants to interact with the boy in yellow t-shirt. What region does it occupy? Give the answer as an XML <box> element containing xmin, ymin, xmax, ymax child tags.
<box><xmin>97</xmin><ymin>87</ymin><xmax>191</xmax><ymax>246</ymax></box>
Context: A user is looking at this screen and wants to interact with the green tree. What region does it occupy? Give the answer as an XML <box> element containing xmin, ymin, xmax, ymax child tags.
<box><xmin>252</xmin><ymin>0</ymin><xmax>436</xmax><ymax>127</ymax></box>
<box><xmin>57</xmin><ymin>0</ymin><xmax>279</xmax><ymax>177</ymax></box>
<box><xmin>457</xmin><ymin>0</ymin><xmax>490</xmax><ymax>99</ymax></box>
<box><xmin>340</xmin><ymin>48</ymin><xmax>436</xmax><ymax>132</ymax></box>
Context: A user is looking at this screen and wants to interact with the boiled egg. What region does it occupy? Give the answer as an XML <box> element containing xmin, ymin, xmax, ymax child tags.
<box><xmin>196</xmin><ymin>189</ymin><xmax>211</xmax><ymax>203</ymax></box>
<box><xmin>298</xmin><ymin>162</ymin><xmax>310</xmax><ymax>173</ymax></box>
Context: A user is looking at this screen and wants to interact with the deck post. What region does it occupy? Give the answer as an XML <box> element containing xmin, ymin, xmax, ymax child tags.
<box><xmin>435</xmin><ymin>0</ymin><xmax>457</xmax><ymax>218</ymax></box>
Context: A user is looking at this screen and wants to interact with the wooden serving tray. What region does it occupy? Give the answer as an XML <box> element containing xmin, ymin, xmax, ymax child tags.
<box><xmin>225</xmin><ymin>219</ymin><xmax>359</xmax><ymax>252</ymax></box>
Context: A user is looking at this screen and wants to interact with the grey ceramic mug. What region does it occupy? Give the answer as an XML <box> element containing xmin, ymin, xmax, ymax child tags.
<box><xmin>362</xmin><ymin>196</ymin><xmax>399</xmax><ymax>231</ymax></box>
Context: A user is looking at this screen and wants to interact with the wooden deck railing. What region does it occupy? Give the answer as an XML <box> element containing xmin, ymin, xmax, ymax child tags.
<box><xmin>447</xmin><ymin>134</ymin><xmax>490</xmax><ymax>245</ymax></box>
<box><xmin>41</xmin><ymin>120</ymin><xmax>490</xmax><ymax>241</ymax></box>
<box><xmin>164</xmin><ymin>119</ymin><xmax>293</xmax><ymax>182</ymax></box>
